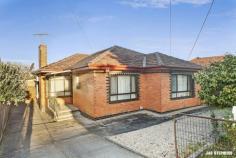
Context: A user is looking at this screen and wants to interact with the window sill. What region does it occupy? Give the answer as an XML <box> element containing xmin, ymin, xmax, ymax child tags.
<box><xmin>171</xmin><ymin>96</ymin><xmax>194</xmax><ymax>100</ymax></box>
<box><xmin>109</xmin><ymin>98</ymin><xmax>139</xmax><ymax>104</ymax></box>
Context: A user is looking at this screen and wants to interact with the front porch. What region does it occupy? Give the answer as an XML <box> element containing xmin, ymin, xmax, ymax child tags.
<box><xmin>47</xmin><ymin>98</ymin><xmax>79</xmax><ymax>122</ymax></box>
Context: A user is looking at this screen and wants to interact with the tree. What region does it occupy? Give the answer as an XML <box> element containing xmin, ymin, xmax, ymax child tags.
<box><xmin>0</xmin><ymin>61</ymin><xmax>27</xmax><ymax>105</ymax></box>
<box><xmin>194</xmin><ymin>55</ymin><xmax>236</xmax><ymax>108</ymax></box>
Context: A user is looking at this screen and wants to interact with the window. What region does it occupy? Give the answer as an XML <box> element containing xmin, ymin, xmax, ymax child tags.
<box><xmin>109</xmin><ymin>75</ymin><xmax>138</xmax><ymax>102</ymax></box>
<box><xmin>75</xmin><ymin>76</ymin><xmax>80</xmax><ymax>89</ymax></box>
<box><xmin>171</xmin><ymin>74</ymin><xmax>194</xmax><ymax>99</ymax></box>
<box><xmin>48</xmin><ymin>76</ymin><xmax>72</xmax><ymax>97</ymax></box>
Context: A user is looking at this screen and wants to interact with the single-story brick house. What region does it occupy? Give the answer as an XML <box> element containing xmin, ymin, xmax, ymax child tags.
<box><xmin>35</xmin><ymin>44</ymin><xmax>202</xmax><ymax>119</ymax></box>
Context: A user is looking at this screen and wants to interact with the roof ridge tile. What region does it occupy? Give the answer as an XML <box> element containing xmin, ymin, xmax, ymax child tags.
<box><xmin>155</xmin><ymin>52</ymin><xmax>164</xmax><ymax>65</ymax></box>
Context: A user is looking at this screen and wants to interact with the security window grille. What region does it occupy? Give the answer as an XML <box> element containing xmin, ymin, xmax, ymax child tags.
<box><xmin>171</xmin><ymin>74</ymin><xmax>194</xmax><ymax>99</ymax></box>
<box><xmin>109</xmin><ymin>75</ymin><xmax>138</xmax><ymax>102</ymax></box>
<box><xmin>48</xmin><ymin>76</ymin><xmax>72</xmax><ymax>97</ymax></box>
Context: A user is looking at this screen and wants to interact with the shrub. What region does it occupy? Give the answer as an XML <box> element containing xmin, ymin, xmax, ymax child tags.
<box><xmin>195</xmin><ymin>55</ymin><xmax>236</xmax><ymax>108</ymax></box>
<box><xmin>0</xmin><ymin>61</ymin><xmax>27</xmax><ymax>105</ymax></box>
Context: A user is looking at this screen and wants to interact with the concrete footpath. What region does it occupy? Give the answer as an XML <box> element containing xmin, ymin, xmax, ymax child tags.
<box><xmin>0</xmin><ymin>104</ymin><xmax>143</xmax><ymax>158</ymax></box>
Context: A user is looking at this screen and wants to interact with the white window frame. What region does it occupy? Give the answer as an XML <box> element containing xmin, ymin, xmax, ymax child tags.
<box><xmin>171</xmin><ymin>74</ymin><xmax>194</xmax><ymax>99</ymax></box>
<box><xmin>48</xmin><ymin>76</ymin><xmax>72</xmax><ymax>97</ymax></box>
<box><xmin>109</xmin><ymin>74</ymin><xmax>138</xmax><ymax>103</ymax></box>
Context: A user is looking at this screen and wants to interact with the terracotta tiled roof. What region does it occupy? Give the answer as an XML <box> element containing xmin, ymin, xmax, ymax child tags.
<box><xmin>70</xmin><ymin>45</ymin><xmax>201</xmax><ymax>70</ymax></box>
<box><xmin>191</xmin><ymin>56</ymin><xmax>224</xmax><ymax>67</ymax></box>
<box><xmin>39</xmin><ymin>53</ymin><xmax>88</xmax><ymax>72</ymax></box>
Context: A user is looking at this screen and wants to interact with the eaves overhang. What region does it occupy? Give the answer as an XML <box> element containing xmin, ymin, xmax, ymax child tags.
<box><xmin>71</xmin><ymin>64</ymin><xmax>202</xmax><ymax>74</ymax></box>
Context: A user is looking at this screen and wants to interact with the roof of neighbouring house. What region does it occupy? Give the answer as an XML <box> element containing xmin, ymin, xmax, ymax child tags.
<box><xmin>70</xmin><ymin>45</ymin><xmax>202</xmax><ymax>70</ymax></box>
<box><xmin>38</xmin><ymin>53</ymin><xmax>88</xmax><ymax>73</ymax></box>
<box><xmin>191</xmin><ymin>55</ymin><xmax>225</xmax><ymax>67</ymax></box>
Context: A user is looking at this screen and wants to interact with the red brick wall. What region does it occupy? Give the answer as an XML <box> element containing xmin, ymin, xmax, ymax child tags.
<box><xmin>142</xmin><ymin>73</ymin><xmax>162</xmax><ymax>112</ymax></box>
<box><xmin>93</xmin><ymin>72</ymin><xmax>144</xmax><ymax>118</ymax></box>
<box><xmin>160</xmin><ymin>73</ymin><xmax>201</xmax><ymax>112</ymax></box>
<box><xmin>72</xmin><ymin>71</ymin><xmax>201</xmax><ymax>118</ymax></box>
<box><xmin>72</xmin><ymin>72</ymin><xmax>95</xmax><ymax>116</ymax></box>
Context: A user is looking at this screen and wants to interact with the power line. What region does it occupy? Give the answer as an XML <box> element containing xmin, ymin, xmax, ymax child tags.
<box><xmin>65</xmin><ymin>1</ymin><xmax>95</xmax><ymax>53</ymax></box>
<box><xmin>187</xmin><ymin>0</ymin><xmax>215</xmax><ymax>59</ymax></box>
<box><xmin>71</xmin><ymin>13</ymin><xmax>95</xmax><ymax>53</ymax></box>
<box><xmin>169</xmin><ymin>0</ymin><xmax>172</xmax><ymax>56</ymax></box>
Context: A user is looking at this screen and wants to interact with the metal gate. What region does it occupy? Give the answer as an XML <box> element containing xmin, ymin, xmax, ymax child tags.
<box><xmin>174</xmin><ymin>114</ymin><xmax>236</xmax><ymax>158</ymax></box>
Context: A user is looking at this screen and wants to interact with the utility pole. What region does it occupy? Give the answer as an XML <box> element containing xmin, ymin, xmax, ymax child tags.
<box><xmin>169</xmin><ymin>0</ymin><xmax>172</xmax><ymax>56</ymax></box>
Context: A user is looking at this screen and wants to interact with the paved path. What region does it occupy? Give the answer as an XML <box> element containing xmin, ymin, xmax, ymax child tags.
<box><xmin>0</xmin><ymin>104</ymin><xmax>143</xmax><ymax>158</ymax></box>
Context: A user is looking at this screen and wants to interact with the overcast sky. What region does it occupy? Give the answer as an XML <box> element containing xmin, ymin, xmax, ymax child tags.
<box><xmin>0</xmin><ymin>0</ymin><xmax>236</xmax><ymax>67</ymax></box>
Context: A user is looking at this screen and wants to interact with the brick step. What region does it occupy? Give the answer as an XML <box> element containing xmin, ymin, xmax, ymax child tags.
<box><xmin>66</xmin><ymin>104</ymin><xmax>79</xmax><ymax>112</ymax></box>
<box><xmin>56</xmin><ymin>105</ymin><xmax>79</xmax><ymax>113</ymax></box>
<box><xmin>51</xmin><ymin>104</ymin><xmax>80</xmax><ymax>122</ymax></box>
<box><xmin>57</xmin><ymin>112</ymin><xmax>73</xmax><ymax>117</ymax></box>
<box><xmin>57</xmin><ymin>113</ymin><xmax>74</xmax><ymax>121</ymax></box>
<box><xmin>57</xmin><ymin>108</ymin><xmax>72</xmax><ymax>114</ymax></box>
<box><xmin>57</xmin><ymin>117</ymin><xmax>74</xmax><ymax>122</ymax></box>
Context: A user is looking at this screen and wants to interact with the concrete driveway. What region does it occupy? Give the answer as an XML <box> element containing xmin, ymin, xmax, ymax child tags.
<box><xmin>0</xmin><ymin>104</ymin><xmax>143</xmax><ymax>158</ymax></box>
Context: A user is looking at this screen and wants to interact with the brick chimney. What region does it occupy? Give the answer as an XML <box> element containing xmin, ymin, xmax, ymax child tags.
<box><xmin>38</xmin><ymin>44</ymin><xmax>47</xmax><ymax>112</ymax></box>
<box><xmin>39</xmin><ymin>44</ymin><xmax>47</xmax><ymax>68</ymax></box>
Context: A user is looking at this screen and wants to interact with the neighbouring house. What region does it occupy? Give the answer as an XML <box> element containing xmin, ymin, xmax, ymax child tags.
<box><xmin>35</xmin><ymin>44</ymin><xmax>202</xmax><ymax>119</ymax></box>
<box><xmin>191</xmin><ymin>55</ymin><xmax>225</xmax><ymax>67</ymax></box>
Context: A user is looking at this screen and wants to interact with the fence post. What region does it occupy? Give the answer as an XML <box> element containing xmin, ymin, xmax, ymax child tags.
<box><xmin>0</xmin><ymin>104</ymin><xmax>12</xmax><ymax>144</ymax></box>
<box><xmin>0</xmin><ymin>103</ymin><xmax>5</xmax><ymax>143</ymax></box>
<box><xmin>0</xmin><ymin>104</ymin><xmax>2</xmax><ymax>142</ymax></box>
<box><xmin>174</xmin><ymin>115</ymin><xmax>179</xmax><ymax>158</ymax></box>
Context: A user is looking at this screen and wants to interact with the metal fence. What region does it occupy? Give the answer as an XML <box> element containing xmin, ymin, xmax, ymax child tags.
<box><xmin>174</xmin><ymin>114</ymin><xmax>236</xmax><ymax>158</ymax></box>
<box><xmin>0</xmin><ymin>104</ymin><xmax>11</xmax><ymax>143</ymax></box>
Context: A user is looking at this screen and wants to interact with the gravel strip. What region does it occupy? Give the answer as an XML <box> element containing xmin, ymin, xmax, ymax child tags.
<box><xmin>107</xmin><ymin>108</ymin><xmax>232</xmax><ymax>158</ymax></box>
<box><xmin>108</xmin><ymin>120</ymin><xmax>176</xmax><ymax>158</ymax></box>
